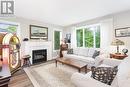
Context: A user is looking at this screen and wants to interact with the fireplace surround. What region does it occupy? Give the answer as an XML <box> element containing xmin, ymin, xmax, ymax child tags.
<box><xmin>23</xmin><ymin>41</ymin><xmax>52</xmax><ymax>64</ymax></box>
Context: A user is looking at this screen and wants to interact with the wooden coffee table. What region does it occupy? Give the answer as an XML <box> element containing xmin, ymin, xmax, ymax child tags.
<box><xmin>55</xmin><ymin>58</ymin><xmax>87</xmax><ymax>73</ymax></box>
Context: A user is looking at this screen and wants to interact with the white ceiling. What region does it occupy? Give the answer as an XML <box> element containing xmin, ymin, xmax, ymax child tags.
<box><xmin>15</xmin><ymin>0</ymin><xmax>130</xmax><ymax>26</ymax></box>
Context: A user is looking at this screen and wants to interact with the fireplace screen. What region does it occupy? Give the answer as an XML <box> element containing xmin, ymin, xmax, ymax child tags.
<box><xmin>32</xmin><ymin>49</ymin><xmax>47</xmax><ymax>64</ymax></box>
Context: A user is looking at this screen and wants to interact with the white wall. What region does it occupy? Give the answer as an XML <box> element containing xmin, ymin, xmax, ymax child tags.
<box><xmin>63</xmin><ymin>17</ymin><xmax>114</xmax><ymax>50</ymax></box>
<box><xmin>63</xmin><ymin>26</ymin><xmax>76</xmax><ymax>48</ymax></box>
<box><xmin>1</xmin><ymin>10</ymin><xmax>130</xmax><ymax>56</ymax></box>
<box><xmin>63</xmin><ymin>10</ymin><xmax>130</xmax><ymax>55</ymax></box>
<box><xmin>0</xmin><ymin>17</ymin><xmax>63</xmax><ymax>40</ymax></box>
<box><xmin>100</xmin><ymin>18</ymin><xmax>114</xmax><ymax>52</ymax></box>
<box><xmin>113</xmin><ymin>11</ymin><xmax>130</xmax><ymax>55</ymax></box>
<box><xmin>0</xmin><ymin>17</ymin><xmax>63</xmax><ymax>57</ymax></box>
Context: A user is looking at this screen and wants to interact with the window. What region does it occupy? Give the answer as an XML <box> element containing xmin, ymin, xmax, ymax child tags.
<box><xmin>54</xmin><ymin>31</ymin><xmax>60</xmax><ymax>50</ymax></box>
<box><xmin>76</xmin><ymin>25</ymin><xmax>100</xmax><ymax>48</ymax></box>
<box><xmin>95</xmin><ymin>26</ymin><xmax>100</xmax><ymax>48</ymax></box>
<box><xmin>76</xmin><ymin>29</ymin><xmax>83</xmax><ymax>47</ymax></box>
<box><xmin>0</xmin><ymin>23</ymin><xmax>18</xmax><ymax>34</ymax></box>
<box><xmin>84</xmin><ymin>27</ymin><xmax>94</xmax><ymax>47</ymax></box>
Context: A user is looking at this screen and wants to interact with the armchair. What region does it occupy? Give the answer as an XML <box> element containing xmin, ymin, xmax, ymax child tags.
<box><xmin>71</xmin><ymin>72</ymin><xmax>110</xmax><ymax>87</ymax></box>
<box><xmin>71</xmin><ymin>57</ymin><xmax>130</xmax><ymax>87</ymax></box>
<box><xmin>101</xmin><ymin>58</ymin><xmax>122</xmax><ymax>67</ymax></box>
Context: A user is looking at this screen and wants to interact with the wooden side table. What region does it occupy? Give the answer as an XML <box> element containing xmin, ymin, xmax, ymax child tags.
<box><xmin>22</xmin><ymin>55</ymin><xmax>31</xmax><ymax>67</ymax></box>
<box><xmin>110</xmin><ymin>53</ymin><xmax>128</xmax><ymax>60</ymax></box>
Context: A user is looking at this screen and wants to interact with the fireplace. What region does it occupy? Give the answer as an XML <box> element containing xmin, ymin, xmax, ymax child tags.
<box><xmin>32</xmin><ymin>49</ymin><xmax>47</xmax><ymax>64</ymax></box>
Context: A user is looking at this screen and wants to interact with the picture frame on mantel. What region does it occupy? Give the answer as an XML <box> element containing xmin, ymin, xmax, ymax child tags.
<box><xmin>115</xmin><ymin>27</ymin><xmax>130</xmax><ymax>37</ymax></box>
<box><xmin>30</xmin><ymin>25</ymin><xmax>48</xmax><ymax>40</ymax></box>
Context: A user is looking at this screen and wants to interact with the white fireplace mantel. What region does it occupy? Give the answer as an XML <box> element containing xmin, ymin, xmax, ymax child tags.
<box><xmin>23</xmin><ymin>41</ymin><xmax>52</xmax><ymax>64</ymax></box>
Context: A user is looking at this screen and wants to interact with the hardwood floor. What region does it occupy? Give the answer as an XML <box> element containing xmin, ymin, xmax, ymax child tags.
<box><xmin>9</xmin><ymin>69</ymin><xmax>34</xmax><ymax>87</ymax></box>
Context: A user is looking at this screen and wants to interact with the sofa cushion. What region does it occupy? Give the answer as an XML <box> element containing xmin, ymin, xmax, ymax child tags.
<box><xmin>67</xmin><ymin>48</ymin><xmax>73</xmax><ymax>54</ymax></box>
<box><xmin>92</xmin><ymin>50</ymin><xmax>100</xmax><ymax>58</ymax></box>
<box><xmin>87</xmin><ymin>48</ymin><xmax>96</xmax><ymax>57</ymax></box>
<box><xmin>77</xmin><ymin>56</ymin><xmax>95</xmax><ymax>64</ymax></box>
<box><xmin>71</xmin><ymin>72</ymin><xmax>111</xmax><ymax>87</ymax></box>
<box><xmin>98</xmin><ymin>64</ymin><xmax>112</xmax><ymax>67</ymax></box>
<box><xmin>64</xmin><ymin>54</ymin><xmax>95</xmax><ymax>64</ymax></box>
<box><xmin>78</xmin><ymin>48</ymin><xmax>89</xmax><ymax>57</ymax></box>
<box><xmin>120</xmin><ymin>77</ymin><xmax>130</xmax><ymax>87</ymax></box>
<box><xmin>64</xmin><ymin>54</ymin><xmax>78</xmax><ymax>59</ymax></box>
<box><xmin>91</xmin><ymin>66</ymin><xmax>118</xmax><ymax>85</ymax></box>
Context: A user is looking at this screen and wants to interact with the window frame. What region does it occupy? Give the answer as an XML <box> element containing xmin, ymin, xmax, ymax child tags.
<box><xmin>53</xmin><ymin>29</ymin><xmax>62</xmax><ymax>51</ymax></box>
<box><xmin>76</xmin><ymin>24</ymin><xmax>100</xmax><ymax>48</ymax></box>
<box><xmin>76</xmin><ymin>28</ymin><xmax>84</xmax><ymax>47</ymax></box>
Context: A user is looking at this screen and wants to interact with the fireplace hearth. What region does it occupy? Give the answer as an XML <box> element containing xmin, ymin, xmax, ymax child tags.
<box><xmin>32</xmin><ymin>49</ymin><xmax>47</xmax><ymax>64</ymax></box>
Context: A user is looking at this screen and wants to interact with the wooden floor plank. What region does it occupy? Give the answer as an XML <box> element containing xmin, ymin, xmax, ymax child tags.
<box><xmin>9</xmin><ymin>69</ymin><xmax>34</xmax><ymax>87</ymax></box>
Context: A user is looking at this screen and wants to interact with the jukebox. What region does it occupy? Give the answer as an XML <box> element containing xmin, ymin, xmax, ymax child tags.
<box><xmin>0</xmin><ymin>33</ymin><xmax>21</xmax><ymax>73</ymax></box>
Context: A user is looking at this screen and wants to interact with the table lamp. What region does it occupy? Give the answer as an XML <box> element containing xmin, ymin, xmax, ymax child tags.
<box><xmin>111</xmin><ymin>39</ymin><xmax>124</xmax><ymax>54</ymax></box>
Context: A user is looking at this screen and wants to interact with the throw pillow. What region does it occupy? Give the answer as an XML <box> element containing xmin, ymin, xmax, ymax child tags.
<box><xmin>92</xmin><ymin>50</ymin><xmax>100</xmax><ymax>58</ymax></box>
<box><xmin>67</xmin><ymin>49</ymin><xmax>73</xmax><ymax>54</ymax></box>
<box><xmin>91</xmin><ymin>66</ymin><xmax>118</xmax><ymax>85</ymax></box>
<box><xmin>87</xmin><ymin>49</ymin><xmax>96</xmax><ymax>57</ymax></box>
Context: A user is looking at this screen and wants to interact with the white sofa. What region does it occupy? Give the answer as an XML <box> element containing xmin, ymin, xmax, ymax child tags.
<box><xmin>71</xmin><ymin>58</ymin><xmax>130</xmax><ymax>87</ymax></box>
<box><xmin>63</xmin><ymin>48</ymin><xmax>109</xmax><ymax>67</ymax></box>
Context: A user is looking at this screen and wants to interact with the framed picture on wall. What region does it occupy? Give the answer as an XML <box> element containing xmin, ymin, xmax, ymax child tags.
<box><xmin>66</xmin><ymin>33</ymin><xmax>71</xmax><ymax>43</ymax></box>
<box><xmin>30</xmin><ymin>25</ymin><xmax>48</xmax><ymax>40</ymax></box>
<box><xmin>115</xmin><ymin>27</ymin><xmax>130</xmax><ymax>37</ymax></box>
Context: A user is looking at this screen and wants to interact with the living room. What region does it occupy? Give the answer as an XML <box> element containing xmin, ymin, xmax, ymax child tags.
<box><xmin>0</xmin><ymin>0</ymin><xmax>130</xmax><ymax>87</ymax></box>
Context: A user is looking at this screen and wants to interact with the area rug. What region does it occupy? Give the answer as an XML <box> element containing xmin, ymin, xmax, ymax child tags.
<box><xmin>24</xmin><ymin>62</ymin><xmax>77</xmax><ymax>87</ymax></box>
